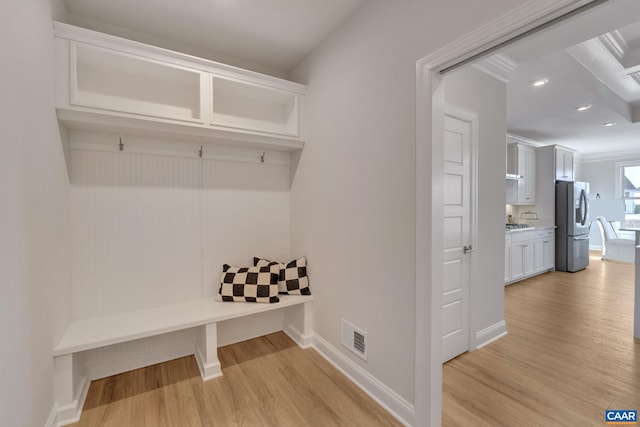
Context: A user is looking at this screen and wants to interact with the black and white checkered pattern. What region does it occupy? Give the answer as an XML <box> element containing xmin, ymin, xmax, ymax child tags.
<box><xmin>253</xmin><ymin>257</ymin><xmax>311</xmax><ymax>295</ymax></box>
<box><xmin>217</xmin><ymin>263</ymin><xmax>279</xmax><ymax>303</ymax></box>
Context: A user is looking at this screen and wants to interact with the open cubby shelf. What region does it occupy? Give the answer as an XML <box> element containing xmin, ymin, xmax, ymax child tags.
<box><xmin>55</xmin><ymin>22</ymin><xmax>306</xmax><ymax>151</ymax></box>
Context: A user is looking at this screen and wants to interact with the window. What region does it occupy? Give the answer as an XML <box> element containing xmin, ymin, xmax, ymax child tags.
<box><xmin>619</xmin><ymin>163</ymin><xmax>640</xmax><ymax>227</ymax></box>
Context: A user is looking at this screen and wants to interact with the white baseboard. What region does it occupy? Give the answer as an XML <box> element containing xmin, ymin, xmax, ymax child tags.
<box><xmin>217</xmin><ymin>311</ymin><xmax>285</xmax><ymax>347</ymax></box>
<box><xmin>87</xmin><ymin>341</ymin><xmax>195</xmax><ymax>381</ymax></box>
<box><xmin>195</xmin><ymin>346</ymin><xmax>223</xmax><ymax>381</ymax></box>
<box><xmin>311</xmin><ymin>332</ymin><xmax>414</xmax><ymax>427</ymax></box>
<box><xmin>45</xmin><ymin>402</ymin><xmax>58</xmax><ymax>427</ymax></box>
<box><xmin>475</xmin><ymin>320</ymin><xmax>507</xmax><ymax>350</ymax></box>
<box><xmin>283</xmin><ymin>323</ymin><xmax>313</xmax><ymax>349</ymax></box>
<box><xmin>53</xmin><ymin>373</ymin><xmax>90</xmax><ymax>427</ymax></box>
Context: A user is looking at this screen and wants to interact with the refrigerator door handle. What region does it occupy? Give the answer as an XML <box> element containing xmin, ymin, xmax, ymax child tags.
<box><xmin>579</xmin><ymin>189</ymin><xmax>588</xmax><ymax>226</ymax></box>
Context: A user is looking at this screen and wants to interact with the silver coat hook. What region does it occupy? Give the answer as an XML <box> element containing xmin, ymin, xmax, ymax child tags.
<box><xmin>260</xmin><ymin>152</ymin><xmax>265</xmax><ymax>163</ymax></box>
<box><xmin>119</xmin><ymin>137</ymin><xmax>124</xmax><ymax>151</ymax></box>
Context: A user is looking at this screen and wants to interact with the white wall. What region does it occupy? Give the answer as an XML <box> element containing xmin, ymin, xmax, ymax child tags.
<box><xmin>289</xmin><ymin>0</ymin><xmax>526</xmax><ymax>409</ymax></box>
<box><xmin>444</xmin><ymin>67</ymin><xmax>507</xmax><ymax>340</ymax></box>
<box><xmin>70</xmin><ymin>137</ymin><xmax>291</xmax><ymax>319</ymax></box>
<box><xmin>578</xmin><ymin>158</ymin><xmax>640</xmax><ymax>247</ymax></box>
<box><xmin>0</xmin><ymin>0</ymin><xmax>72</xmax><ymax>425</ymax></box>
<box><xmin>68</xmin><ymin>133</ymin><xmax>292</xmax><ymax>377</ymax></box>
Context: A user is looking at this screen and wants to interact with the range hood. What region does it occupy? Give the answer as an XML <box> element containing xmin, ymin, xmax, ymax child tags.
<box><xmin>506</xmin><ymin>173</ymin><xmax>524</xmax><ymax>180</ymax></box>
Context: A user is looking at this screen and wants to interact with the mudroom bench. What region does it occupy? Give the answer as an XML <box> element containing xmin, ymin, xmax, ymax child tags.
<box><xmin>53</xmin><ymin>295</ymin><xmax>313</xmax><ymax>425</ymax></box>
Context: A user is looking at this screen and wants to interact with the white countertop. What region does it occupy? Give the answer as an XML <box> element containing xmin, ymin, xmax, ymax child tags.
<box><xmin>505</xmin><ymin>225</ymin><xmax>556</xmax><ymax>233</ymax></box>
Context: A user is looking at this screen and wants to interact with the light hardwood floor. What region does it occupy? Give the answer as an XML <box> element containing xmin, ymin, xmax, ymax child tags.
<box><xmin>443</xmin><ymin>252</ymin><xmax>640</xmax><ymax>426</ymax></box>
<box><xmin>70</xmin><ymin>332</ymin><xmax>403</xmax><ymax>426</ymax></box>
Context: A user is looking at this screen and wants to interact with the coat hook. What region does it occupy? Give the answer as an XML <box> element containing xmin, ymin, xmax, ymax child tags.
<box><xmin>119</xmin><ymin>137</ymin><xmax>124</xmax><ymax>152</ymax></box>
<box><xmin>260</xmin><ymin>152</ymin><xmax>265</xmax><ymax>163</ymax></box>
<box><xmin>199</xmin><ymin>145</ymin><xmax>203</xmax><ymax>158</ymax></box>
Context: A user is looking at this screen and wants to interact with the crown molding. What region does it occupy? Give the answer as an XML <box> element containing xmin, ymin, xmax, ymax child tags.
<box><xmin>598</xmin><ymin>30</ymin><xmax>629</xmax><ymax>61</ymax></box>
<box><xmin>575</xmin><ymin>150</ymin><xmax>640</xmax><ymax>163</ymax></box>
<box><xmin>472</xmin><ymin>53</ymin><xmax>517</xmax><ymax>83</ymax></box>
<box><xmin>506</xmin><ymin>133</ymin><xmax>544</xmax><ymax>147</ymax></box>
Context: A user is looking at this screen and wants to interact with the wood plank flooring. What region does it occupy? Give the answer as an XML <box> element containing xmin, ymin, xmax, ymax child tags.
<box><xmin>70</xmin><ymin>332</ymin><xmax>403</xmax><ymax>427</ymax></box>
<box><xmin>443</xmin><ymin>252</ymin><xmax>640</xmax><ymax>426</ymax></box>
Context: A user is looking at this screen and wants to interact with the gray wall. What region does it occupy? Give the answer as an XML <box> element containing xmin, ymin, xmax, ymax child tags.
<box><xmin>578</xmin><ymin>157</ymin><xmax>640</xmax><ymax>247</ymax></box>
<box><xmin>289</xmin><ymin>0</ymin><xmax>525</xmax><ymax>407</ymax></box>
<box><xmin>444</xmin><ymin>66</ymin><xmax>507</xmax><ymax>340</ymax></box>
<box><xmin>0</xmin><ymin>0</ymin><xmax>73</xmax><ymax>425</ymax></box>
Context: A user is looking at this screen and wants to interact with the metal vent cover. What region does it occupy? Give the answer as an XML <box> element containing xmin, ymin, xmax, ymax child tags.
<box><xmin>341</xmin><ymin>319</ymin><xmax>368</xmax><ymax>361</ymax></box>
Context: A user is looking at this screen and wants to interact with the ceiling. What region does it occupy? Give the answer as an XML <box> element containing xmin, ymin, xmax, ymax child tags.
<box><xmin>60</xmin><ymin>0</ymin><xmax>640</xmax><ymax>161</ymax></box>
<box><xmin>62</xmin><ymin>0</ymin><xmax>366</xmax><ymax>76</ymax></box>
<box><xmin>477</xmin><ymin>0</ymin><xmax>640</xmax><ymax>161</ymax></box>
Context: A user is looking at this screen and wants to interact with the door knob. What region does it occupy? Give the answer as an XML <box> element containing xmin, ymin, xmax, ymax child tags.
<box><xmin>464</xmin><ymin>245</ymin><xmax>474</xmax><ymax>254</ymax></box>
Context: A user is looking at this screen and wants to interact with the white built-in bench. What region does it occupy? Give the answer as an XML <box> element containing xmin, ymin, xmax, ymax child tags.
<box><xmin>53</xmin><ymin>295</ymin><xmax>313</xmax><ymax>425</ymax></box>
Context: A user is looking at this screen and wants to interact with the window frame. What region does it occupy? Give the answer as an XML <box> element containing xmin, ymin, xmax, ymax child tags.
<box><xmin>615</xmin><ymin>160</ymin><xmax>640</xmax><ymax>224</ymax></box>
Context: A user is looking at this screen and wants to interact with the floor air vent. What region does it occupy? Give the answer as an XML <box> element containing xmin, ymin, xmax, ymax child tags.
<box><xmin>341</xmin><ymin>319</ymin><xmax>368</xmax><ymax>361</ymax></box>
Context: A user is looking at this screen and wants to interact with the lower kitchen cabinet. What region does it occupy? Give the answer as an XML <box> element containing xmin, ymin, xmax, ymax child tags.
<box><xmin>505</xmin><ymin>234</ymin><xmax>511</xmax><ymax>282</ymax></box>
<box><xmin>505</xmin><ymin>227</ymin><xmax>555</xmax><ymax>285</ymax></box>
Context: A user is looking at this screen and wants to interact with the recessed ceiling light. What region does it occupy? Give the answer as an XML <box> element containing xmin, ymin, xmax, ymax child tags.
<box><xmin>575</xmin><ymin>105</ymin><xmax>592</xmax><ymax>111</ymax></box>
<box><xmin>532</xmin><ymin>78</ymin><xmax>549</xmax><ymax>87</ymax></box>
<box><xmin>604</xmin><ymin>122</ymin><xmax>616</xmax><ymax>127</ymax></box>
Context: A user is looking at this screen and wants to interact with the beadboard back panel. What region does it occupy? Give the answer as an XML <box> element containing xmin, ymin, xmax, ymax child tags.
<box><xmin>70</xmin><ymin>146</ymin><xmax>290</xmax><ymax>320</ymax></box>
<box><xmin>202</xmin><ymin>159</ymin><xmax>291</xmax><ymax>297</ymax></box>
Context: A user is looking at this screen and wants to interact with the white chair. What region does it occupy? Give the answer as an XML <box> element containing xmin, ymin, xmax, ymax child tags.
<box><xmin>595</xmin><ymin>216</ymin><xmax>635</xmax><ymax>263</ymax></box>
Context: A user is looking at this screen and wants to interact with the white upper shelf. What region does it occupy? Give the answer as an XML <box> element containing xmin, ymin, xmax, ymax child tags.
<box><xmin>54</xmin><ymin>22</ymin><xmax>306</xmax><ymax>151</ymax></box>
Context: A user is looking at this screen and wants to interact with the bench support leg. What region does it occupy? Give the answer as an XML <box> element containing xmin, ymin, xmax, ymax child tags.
<box><xmin>195</xmin><ymin>322</ymin><xmax>222</xmax><ymax>381</ymax></box>
<box><xmin>284</xmin><ymin>301</ymin><xmax>314</xmax><ymax>348</ymax></box>
<box><xmin>53</xmin><ymin>353</ymin><xmax>90</xmax><ymax>426</ymax></box>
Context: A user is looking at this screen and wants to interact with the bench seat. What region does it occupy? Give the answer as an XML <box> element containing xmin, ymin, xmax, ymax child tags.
<box><xmin>54</xmin><ymin>295</ymin><xmax>313</xmax><ymax>356</ymax></box>
<box><xmin>53</xmin><ymin>295</ymin><xmax>313</xmax><ymax>426</ymax></box>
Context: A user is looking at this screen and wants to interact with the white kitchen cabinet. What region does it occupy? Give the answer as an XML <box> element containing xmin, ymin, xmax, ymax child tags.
<box><xmin>533</xmin><ymin>229</ymin><xmax>555</xmax><ymax>273</ymax></box>
<box><xmin>509</xmin><ymin>230</ymin><xmax>536</xmax><ymax>283</ymax></box>
<box><xmin>505</xmin><ymin>234</ymin><xmax>511</xmax><ymax>283</ymax></box>
<box><xmin>506</xmin><ymin>143</ymin><xmax>536</xmax><ymax>205</ymax></box>
<box><xmin>555</xmin><ymin>147</ymin><xmax>574</xmax><ymax>181</ymax></box>
<box><xmin>534</xmin><ymin>239</ymin><xmax>545</xmax><ymax>273</ymax></box>
<box><xmin>506</xmin><ymin>228</ymin><xmax>554</xmax><ymax>285</ymax></box>
<box><xmin>54</xmin><ymin>22</ymin><xmax>306</xmax><ymax>151</ymax></box>
<box><xmin>510</xmin><ymin>242</ymin><xmax>525</xmax><ymax>282</ymax></box>
<box><xmin>522</xmin><ymin>240</ymin><xmax>536</xmax><ymax>276</ymax></box>
<box><xmin>543</xmin><ymin>238</ymin><xmax>555</xmax><ymax>270</ymax></box>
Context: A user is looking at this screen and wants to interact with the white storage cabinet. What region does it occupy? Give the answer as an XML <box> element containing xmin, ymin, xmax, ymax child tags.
<box><xmin>505</xmin><ymin>233</ymin><xmax>512</xmax><ymax>283</ymax></box>
<box><xmin>555</xmin><ymin>147</ymin><xmax>575</xmax><ymax>181</ymax></box>
<box><xmin>505</xmin><ymin>227</ymin><xmax>555</xmax><ymax>285</ymax></box>
<box><xmin>506</xmin><ymin>143</ymin><xmax>536</xmax><ymax>205</ymax></box>
<box><xmin>54</xmin><ymin>22</ymin><xmax>306</xmax><ymax>151</ymax></box>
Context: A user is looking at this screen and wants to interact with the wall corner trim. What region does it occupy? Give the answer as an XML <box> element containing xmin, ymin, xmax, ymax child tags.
<box><xmin>311</xmin><ymin>333</ymin><xmax>415</xmax><ymax>427</ymax></box>
<box><xmin>415</xmin><ymin>1</ymin><xmax>597</xmax><ymax>426</ymax></box>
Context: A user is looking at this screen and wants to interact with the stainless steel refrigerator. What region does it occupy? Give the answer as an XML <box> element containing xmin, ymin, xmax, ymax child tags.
<box><xmin>555</xmin><ymin>181</ymin><xmax>590</xmax><ymax>272</ymax></box>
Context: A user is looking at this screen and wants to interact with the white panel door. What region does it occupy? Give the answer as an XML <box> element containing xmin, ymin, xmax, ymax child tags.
<box><xmin>442</xmin><ymin>113</ymin><xmax>473</xmax><ymax>363</ymax></box>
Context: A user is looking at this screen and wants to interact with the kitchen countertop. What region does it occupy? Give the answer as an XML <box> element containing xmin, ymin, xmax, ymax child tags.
<box><xmin>505</xmin><ymin>225</ymin><xmax>556</xmax><ymax>233</ymax></box>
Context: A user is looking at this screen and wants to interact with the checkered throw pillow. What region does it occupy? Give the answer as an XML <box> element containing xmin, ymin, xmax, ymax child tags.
<box><xmin>253</xmin><ymin>257</ymin><xmax>311</xmax><ymax>295</ymax></box>
<box><xmin>217</xmin><ymin>263</ymin><xmax>280</xmax><ymax>303</ymax></box>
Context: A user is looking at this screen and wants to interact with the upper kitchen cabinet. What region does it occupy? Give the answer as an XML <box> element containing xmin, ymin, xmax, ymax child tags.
<box><xmin>506</xmin><ymin>142</ymin><xmax>536</xmax><ymax>205</ymax></box>
<box><xmin>554</xmin><ymin>146</ymin><xmax>575</xmax><ymax>181</ymax></box>
<box><xmin>54</xmin><ymin>22</ymin><xmax>306</xmax><ymax>151</ymax></box>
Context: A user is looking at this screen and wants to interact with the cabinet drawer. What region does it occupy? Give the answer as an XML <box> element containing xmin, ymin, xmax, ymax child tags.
<box><xmin>511</xmin><ymin>230</ymin><xmax>536</xmax><ymax>243</ymax></box>
<box><xmin>535</xmin><ymin>229</ymin><xmax>555</xmax><ymax>239</ymax></box>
